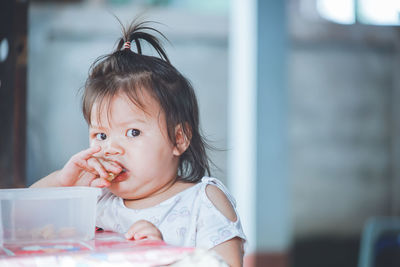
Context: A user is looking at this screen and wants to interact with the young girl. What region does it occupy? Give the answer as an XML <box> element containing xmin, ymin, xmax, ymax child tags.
<box><xmin>32</xmin><ymin>21</ymin><xmax>246</xmax><ymax>266</ymax></box>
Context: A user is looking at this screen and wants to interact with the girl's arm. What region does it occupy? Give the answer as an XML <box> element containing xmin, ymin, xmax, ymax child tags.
<box><xmin>31</xmin><ymin>146</ymin><xmax>121</xmax><ymax>188</ymax></box>
<box><xmin>30</xmin><ymin>170</ymin><xmax>62</xmax><ymax>187</ymax></box>
<box><xmin>206</xmin><ymin>185</ymin><xmax>245</xmax><ymax>267</ymax></box>
<box><xmin>213</xmin><ymin>237</ymin><xmax>244</xmax><ymax>267</ymax></box>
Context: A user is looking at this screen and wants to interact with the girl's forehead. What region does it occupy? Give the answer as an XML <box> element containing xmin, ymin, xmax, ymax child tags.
<box><xmin>90</xmin><ymin>92</ymin><xmax>162</xmax><ymax>126</ymax></box>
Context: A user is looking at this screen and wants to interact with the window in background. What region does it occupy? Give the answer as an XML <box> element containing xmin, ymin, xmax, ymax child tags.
<box><xmin>317</xmin><ymin>0</ymin><xmax>400</xmax><ymax>25</ymax></box>
<box><xmin>317</xmin><ymin>0</ymin><xmax>355</xmax><ymax>24</ymax></box>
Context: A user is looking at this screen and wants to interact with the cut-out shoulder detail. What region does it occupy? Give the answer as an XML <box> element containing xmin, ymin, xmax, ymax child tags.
<box><xmin>205</xmin><ymin>185</ymin><xmax>237</xmax><ymax>222</ymax></box>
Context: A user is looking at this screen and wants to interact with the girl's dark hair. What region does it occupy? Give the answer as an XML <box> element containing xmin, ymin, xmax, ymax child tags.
<box><xmin>82</xmin><ymin>20</ymin><xmax>211</xmax><ymax>182</ymax></box>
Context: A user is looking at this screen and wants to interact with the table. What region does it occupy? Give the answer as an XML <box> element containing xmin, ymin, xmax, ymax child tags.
<box><xmin>0</xmin><ymin>230</ymin><xmax>194</xmax><ymax>266</ymax></box>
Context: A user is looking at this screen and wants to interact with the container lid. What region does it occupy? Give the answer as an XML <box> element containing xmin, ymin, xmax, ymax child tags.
<box><xmin>0</xmin><ymin>187</ymin><xmax>102</xmax><ymax>200</ymax></box>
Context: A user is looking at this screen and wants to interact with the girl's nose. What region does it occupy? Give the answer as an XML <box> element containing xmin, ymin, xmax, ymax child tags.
<box><xmin>104</xmin><ymin>139</ymin><xmax>124</xmax><ymax>157</ymax></box>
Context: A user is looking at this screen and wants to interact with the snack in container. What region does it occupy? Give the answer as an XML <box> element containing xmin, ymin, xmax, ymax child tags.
<box><xmin>0</xmin><ymin>186</ymin><xmax>101</xmax><ymax>244</ymax></box>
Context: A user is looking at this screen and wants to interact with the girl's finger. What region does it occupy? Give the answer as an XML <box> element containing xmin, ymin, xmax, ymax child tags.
<box><xmin>68</xmin><ymin>146</ymin><xmax>102</xmax><ymax>173</ymax></box>
<box><xmin>73</xmin><ymin>159</ymin><xmax>97</xmax><ymax>174</ymax></box>
<box><xmin>126</xmin><ymin>220</ymin><xmax>149</xmax><ymax>233</ymax></box>
<box><xmin>75</xmin><ymin>172</ymin><xmax>97</xmax><ymax>186</ymax></box>
<box><xmin>125</xmin><ymin>222</ymin><xmax>145</xmax><ymax>239</ymax></box>
<box><xmin>87</xmin><ymin>158</ymin><xmax>109</xmax><ymax>179</ymax></box>
<box><xmin>125</xmin><ymin>220</ymin><xmax>162</xmax><ymax>240</ymax></box>
<box><xmin>97</xmin><ymin>158</ymin><xmax>122</xmax><ymax>174</ymax></box>
<box><xmin>90</xmin><ymin>178</ymin><xmax>110</xmax><ymax>188</ymax></box>
<box><xmin>75</xmin><ymin>146</ymin><xmax>102</xmax><ymax>161</ymax></box>
<box><xmin>130</xmin><ymin>229</ymin><xmax>162</xmax><ymax>241</ymax></box>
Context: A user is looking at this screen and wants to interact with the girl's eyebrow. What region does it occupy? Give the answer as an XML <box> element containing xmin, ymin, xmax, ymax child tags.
<box><xmin>117</xmin><ymin>118</ymin><xmax>147</xmax><ymax>125</ymax></box>
<box><xmin>90</xmin><ymin>118</ymin><xmax>146</xmax><ymax>130</ymax></box>
<box><xmin>89</xmin><ymin>125</ymin><xmax>107</xmax><ymax>131</ymax></box>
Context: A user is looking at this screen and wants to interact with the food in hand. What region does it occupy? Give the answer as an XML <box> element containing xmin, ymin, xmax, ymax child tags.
<box><xmin>105</xmin><ymin>168</ymin><xmax>126</xmax><ymax>182</ymax></box>
<box><xmin>106</xmin><ymin>172</ymin><xmax>117</xmax><ymax>182</ymax></box>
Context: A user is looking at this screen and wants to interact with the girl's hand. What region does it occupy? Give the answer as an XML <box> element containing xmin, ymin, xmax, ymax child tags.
<box><xmin>125</xmin><ymin>220</ymin><xmax>163</xmax><ymax>241</ymax></box>
<box><xmin>57</xmin><ymin>146</ymin><xmax>122</xmax><ymax>187</ymax></box>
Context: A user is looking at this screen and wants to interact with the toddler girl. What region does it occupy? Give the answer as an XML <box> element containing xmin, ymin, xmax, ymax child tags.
<box><xmin>32</xmin><ymin>21</ymin><xmax>246</xmax><ymax>266</ymax></box>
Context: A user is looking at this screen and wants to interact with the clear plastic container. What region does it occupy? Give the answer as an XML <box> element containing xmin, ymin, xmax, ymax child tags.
<box><xmin>0</xmin><ymin>186</ymin><xmax>101</xmax><ymax>244</ymax></box>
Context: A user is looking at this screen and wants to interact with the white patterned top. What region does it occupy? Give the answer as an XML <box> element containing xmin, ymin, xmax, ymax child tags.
<box><xmin>96</xmin><ymin>177</ymin><xmax>246</xmax><ymax>249</ymax></box>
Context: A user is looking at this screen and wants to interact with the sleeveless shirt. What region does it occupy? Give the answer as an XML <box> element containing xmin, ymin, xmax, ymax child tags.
<box><xmin>96</xmin><ymin>177</ymin><xmax>246</xmax><ymax>249</ymax></box>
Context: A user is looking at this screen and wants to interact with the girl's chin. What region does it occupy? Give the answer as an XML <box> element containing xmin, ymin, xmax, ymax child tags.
<box><xmin>109</xmin><ymin>186</ymin><xmax>136</xmax><ymax>200</ymax></box>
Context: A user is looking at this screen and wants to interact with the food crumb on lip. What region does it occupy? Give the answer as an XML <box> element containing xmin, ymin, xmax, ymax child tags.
<box><xmin>105</xmin><ymin>168</ymin><xmax>127</xmax><ymax>182</ymax></box>
<box><xmin>106</xmin><ymin>172</ymin><xmax>116</xmax><ymax>182</ymax></box>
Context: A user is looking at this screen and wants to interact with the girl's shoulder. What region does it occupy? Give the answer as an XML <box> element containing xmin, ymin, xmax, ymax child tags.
<box><xmin>153</xmin><ymin>177</ymin><xmax>236</xmax><ymax>209</ymax></box>
<box><xmin>173</xmin><ymin>177</ymin><xmax>236</xmax><ymax>204</ymax></box>
<box><xmin>193</xmin><ymin>177</ymin><xmax>246</xmax><ymax>250</ymax></box>
<box><xmin>197</xmin><ymin>177</ymin><xmax>238</xmax><ymax>222</ymax></box>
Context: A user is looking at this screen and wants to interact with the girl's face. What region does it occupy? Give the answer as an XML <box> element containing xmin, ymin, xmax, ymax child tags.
<box><xmin>89</xmin><ymin>91</ymin><xmax>181</xmax><ymax>200</ymax></box>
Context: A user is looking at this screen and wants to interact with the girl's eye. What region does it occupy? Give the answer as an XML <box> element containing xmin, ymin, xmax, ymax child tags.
<box><xmin>127</xmin><ymin>129</ymin><xmax>141</xmax><ymax>137</ymax></box>
<box><xmin>95</xmin><ymin>133</ymin><xmax>107</xmax><ymax>141</ymax></box>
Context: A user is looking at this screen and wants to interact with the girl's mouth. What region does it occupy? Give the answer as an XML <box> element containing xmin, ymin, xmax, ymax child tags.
<box><xmin>104</xmin><ymin>159</ymin><xmax>128</xmax><ymax>183</ymax></box>
<box><xmin>111</xmin><ymin>168</ymin><xmax>129</xmax><ymax>183</ymax></box>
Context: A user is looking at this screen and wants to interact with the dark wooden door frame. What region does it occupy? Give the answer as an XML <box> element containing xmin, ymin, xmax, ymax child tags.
<box><xmin>0</xmin><ymin>0</ymin><xmax>28</xmax><ymax>188</ymax></box>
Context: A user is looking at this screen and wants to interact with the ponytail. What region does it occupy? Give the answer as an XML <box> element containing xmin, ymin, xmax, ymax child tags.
<box><xmin>116</xmin><ymin>20</ymin><xmax>170</xmax><ymax>63</ymax></box>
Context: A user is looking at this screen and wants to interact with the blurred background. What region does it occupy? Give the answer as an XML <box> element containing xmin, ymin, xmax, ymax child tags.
<box><xmin>1</xmin><ymin>0</ymin><xmax>400</xmax><ymax>266</ymax></box>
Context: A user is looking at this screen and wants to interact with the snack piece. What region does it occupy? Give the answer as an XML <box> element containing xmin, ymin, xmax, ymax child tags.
<box><xmin>30</xmin><ymin>224</ymin><xmax>56</xmax><ymax>240</ymax></box>
<box><xmin>58</xmin><ymin>227</ymin><xmax>77</xmax><ymax>238</ymax></box>
<box><xmin>41</xmin><ymin>224</ymin><xmax>56</xmax><ymax>239</ymax></box>
<box><xmin>106</xmin><ymin>172</ymin><xmax>117</xmax><ymax>182</ymax></box>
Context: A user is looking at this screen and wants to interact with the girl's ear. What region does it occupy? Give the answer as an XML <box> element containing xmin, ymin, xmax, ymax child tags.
<box><xmin>173</xmin><ymin>123</ymin><xmax>191</xmax><ymax>156</ymax></box>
